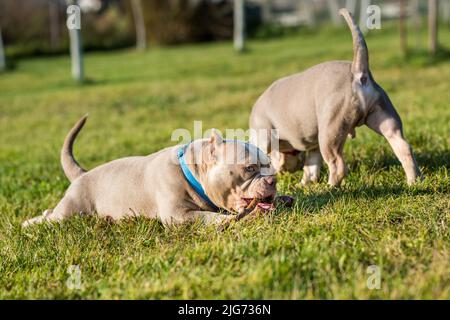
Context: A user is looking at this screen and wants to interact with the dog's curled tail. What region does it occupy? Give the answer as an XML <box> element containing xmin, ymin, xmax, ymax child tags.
<box><xmin>61</xmin><ymin>115</ymin><xmax>88</xmax><ymax>182</ymax></box>
<box><xmin>339</xmin><ymin>8</ymin><xmax>369</xmax><ymax>76</ymax></box>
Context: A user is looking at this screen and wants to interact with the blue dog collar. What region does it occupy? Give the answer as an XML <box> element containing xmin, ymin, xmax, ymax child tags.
<box><xmin>178</xmin><ymin>143</ymin><xmax>219</xmax><ymax>211</ymax></box>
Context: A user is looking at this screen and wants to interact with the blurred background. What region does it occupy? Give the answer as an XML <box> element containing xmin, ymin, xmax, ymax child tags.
<box><xmin>1</xmin><ymin>0</ymin><xmax>449</xmax><ymax>64</ymax></box>
<box><xmin>0</xmin><ymin>1</ymin><xmax>449</xmax><ymax>300</ymax></box>
<box><xmin>0</xmin><ymin>2</ymin><xmax>449</xmax><ymax>300</ymax></box>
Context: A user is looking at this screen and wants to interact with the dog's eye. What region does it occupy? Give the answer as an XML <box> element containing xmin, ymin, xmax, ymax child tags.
<box><xmin>245</xmin><ymin>165</ymin><xmax>256</xmax><ymax>173</ymax></box>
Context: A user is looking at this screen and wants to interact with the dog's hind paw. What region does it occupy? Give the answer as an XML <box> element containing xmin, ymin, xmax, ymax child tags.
<box><xmin>21</xmin><ymin>209</ymin><xmax>53</xmax><ymax>228</ymax></box>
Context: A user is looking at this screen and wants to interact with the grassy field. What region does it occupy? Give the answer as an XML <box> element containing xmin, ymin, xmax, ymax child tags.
<box><xmin>0</xmin><ymin>25</ymin><xmax>449</xmax><ymax>299</ymax></box>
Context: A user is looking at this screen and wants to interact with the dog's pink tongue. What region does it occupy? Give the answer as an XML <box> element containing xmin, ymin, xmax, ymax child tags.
<box><xmin>257</xmin><ymin>202</ymin><xmax>275</xmax><ymax>211</ymax></box>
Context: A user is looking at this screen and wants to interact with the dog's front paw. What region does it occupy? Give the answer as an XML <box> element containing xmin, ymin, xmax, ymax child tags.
<box><xmin>217</xmin><ymin>215</ymin><xmax>237</xmax><ymax>231</ymax></box>
<box><xmin>407</xmin><ymin>174</ymin><xmax>424</xmax><ymax>186</ymax></box>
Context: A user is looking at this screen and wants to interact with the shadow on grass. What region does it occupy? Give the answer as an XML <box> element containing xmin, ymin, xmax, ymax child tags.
<box><xmin>287</xmin><ymin>150</ymin><xmax>449</xmax><ymax>215</ymax></box>
<box><xmin>294</xmin><ymin>184</ymin><xmax>441</xmax><ymax>216</ymax></box>
<box><xmin>346</xmin><ymin>149</ymin><xmax>450</xmax><ymax>172</ymax></box>
<box><xmin>414</xmin><ymin>150</ymin><xmax>450</xmax><ymax>170</ymax></box>
<box><xmin>384</xmin><ymin>47</ymin><xmax>450</xmax><ymax>68</ymax></box>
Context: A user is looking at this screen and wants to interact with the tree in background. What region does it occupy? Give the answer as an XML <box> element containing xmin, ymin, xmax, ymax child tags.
<box><xmin>443</xmin><ymin>0</ymin><xmax>450</xmax><ymax>23</ymax></box>
<box><xmin>0</xmin><ymin>28</ymin><xmax>5</xmax><ymax>72</ymax></box>
<box><xmin>130</xmin><ymin>0</ymin><xmax>146</xmax><ymax>50</ymax></box>
<box><xmin>49</xmin><ymin>0</ymin><xmax>62</xmax><ymax>50</ymax></box>
<box><xmin>411</xmin><ymin>0</ymin><xmax>422</xmax><ymax>49</ymax></box>
<box><xmin>428</xmin><ymin>0</ymin><xmax>438</xmax><ymax>55</ymax></box>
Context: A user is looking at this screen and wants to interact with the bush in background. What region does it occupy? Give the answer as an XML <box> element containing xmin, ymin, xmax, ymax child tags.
<box><xmin>0</xmin><ymin>0</ymin><xmax>263</xmax><ymax>57</ymax></box>
<box><xmin>0</xmin><ymin>0</ymin><xmax>134</xmax><ymax>57</ymax></box>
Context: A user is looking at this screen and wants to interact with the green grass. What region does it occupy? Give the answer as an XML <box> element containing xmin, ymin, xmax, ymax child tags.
<box><xmin>0</xmin><ymin>26</ymin><xmax>449</xmax><ymax>299</ymax></box>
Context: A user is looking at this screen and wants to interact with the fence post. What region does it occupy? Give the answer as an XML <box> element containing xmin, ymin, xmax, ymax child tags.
<box><xmin>345</xmin><ymin>0</ymin><xmax>357</xmax><ymax>14</ymax></box>
<box><xmin>67</xmin><ymin>0</ymin><xmax>84</xmax><ymax>82</ymax></box>
<box><xmin>359</xmin><ymin>0</ymin><xmax>371</xmax><ymax>34</ymax></box>
<box><xmin>234</xmin><ymin>0</ymin><xmax>245</xmax><ymax>52</ymax></box>
<box><xmin>328</xmin><ymin>0</ymin><xmax>342</xmax><ymax>26</ymax></box>
<box><xmin>130</xmin><ymin>0</ymin><xmax>147</xmax><ymax>50</ymax></box>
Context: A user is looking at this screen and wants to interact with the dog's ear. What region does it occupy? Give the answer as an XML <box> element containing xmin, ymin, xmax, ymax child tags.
<box><xmin>209</xmin><ymin>129</ymin><xmax>224</xmax><ymax>157</ymax></box>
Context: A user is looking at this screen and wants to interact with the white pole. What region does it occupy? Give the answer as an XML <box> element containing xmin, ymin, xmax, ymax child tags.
<box><xmin>303</xmin><ymin>0</ymin><xmax>316</xmax><ymax>27</ymax></box>
<box><xmin>328</xmin><ymin>0</ymin><xmax>341</xmax><ymax>26</ymax></box>
<box><xmin>359</xmin><ymin>0</ymin><xmax>371</xmax><ymax>34</ymax></box>
<box><xmin>130</xmin><ymin>0</ymin><xmax>147</xmax><ymax>50</ymax></box>
<box><xmin>67</xmin><ymin>0</ymin><xmax>83</xmax><ymax>82</ymax></box>
<box><xmin>69</xmin><ymin>27</ymin><xmax>83</xmax><ymax>81</ymax></box>
<box><xmin>234</xmin><ymin>0</ymin><xmax>245</xmax><ymax>52</ymax></box>
<box><xmin>345</xmin><ymin>0</ymin><xmax>357</xmax><ymax>14</ymax></box>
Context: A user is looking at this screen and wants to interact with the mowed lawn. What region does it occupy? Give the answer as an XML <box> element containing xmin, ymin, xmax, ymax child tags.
<box><xmin>0</xmin><ymin>25</ymin><xmax>449</xmax><ymax>299</ymax></box>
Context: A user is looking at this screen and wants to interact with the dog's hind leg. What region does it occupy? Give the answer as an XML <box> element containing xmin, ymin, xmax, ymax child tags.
<box><xmin>319</xmin><ymin>137</ymin><xmax>347</xmax><ymax>187</ymax></box>
<box><xmin>318</xmin><ymin>105</ymin><xmax>352</xmax><ymax>187</ymax></box>
<box><xmin>300</xmin><ymin>149</ymin><xmax>323</xmax><ymax>185</ymax></box>
<box><xmin>269</xmin><ymin>149</ymin><xmax>286</xmax><ymax>173</ymax></box>
<box><xmin>21</xmin><ymin>209</ymin><xmax>54</xmax><ymax>227</ymax></box>
<box><xmin>366</xmin><ymin>93</ymin><xmax>421</xmax><ymax>185</ymax></box>
<box><xmin>22</xmin><ymin>196</ymin><xmax>83</xmax><ymax>228</ymax></box>
<box><xmin>249</xmin><ymin>125</ymin><xmax>272</xmax><ymax>156</ymax></box>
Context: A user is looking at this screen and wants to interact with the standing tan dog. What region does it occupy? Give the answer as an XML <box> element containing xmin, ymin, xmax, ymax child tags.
<box><xmin>22</xmin><ymin>116</ymin><xmax>287</xmax><ymax>227</ymax></box>
<box><xmin>249</xmin><ymin>9</ymin><xmax>421</xmax><ymax>186</ymax></box>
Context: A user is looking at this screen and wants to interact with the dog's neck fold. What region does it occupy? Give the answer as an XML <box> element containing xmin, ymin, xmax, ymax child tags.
<box><xmin>183</xmin><ymin>140</ymin><xmax>213</xmax><ymax>195</ymax></box>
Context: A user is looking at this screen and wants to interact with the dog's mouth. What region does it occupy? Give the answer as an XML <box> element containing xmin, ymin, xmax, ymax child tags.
<box><xmin>242</xmin><ymin>195</ymin><xmax>275</xmax><ymax>211</ymax></box>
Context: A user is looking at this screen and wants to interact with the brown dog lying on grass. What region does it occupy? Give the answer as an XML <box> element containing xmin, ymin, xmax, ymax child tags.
<box><xmin>23</xmin><ymin>116</ymin><xmax>293</xmax><ymax>228</ymax></box>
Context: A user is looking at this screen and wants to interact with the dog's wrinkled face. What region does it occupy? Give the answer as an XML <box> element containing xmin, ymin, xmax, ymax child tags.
<box><xmin>203</xmin><ymin>130</ymin><xmax>277</xmax><ymax>213</ymax></box>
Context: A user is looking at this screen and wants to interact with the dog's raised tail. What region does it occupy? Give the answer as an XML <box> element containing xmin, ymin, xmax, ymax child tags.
<box><xmin>339</xmin><ymin>8</ymin><xmax>369</xmax><ymax>76</ymax></box>
<box><xmin>61</xmin><ymin>115</ymin><xmax>88</xmax><ymax>182</ymax></box>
